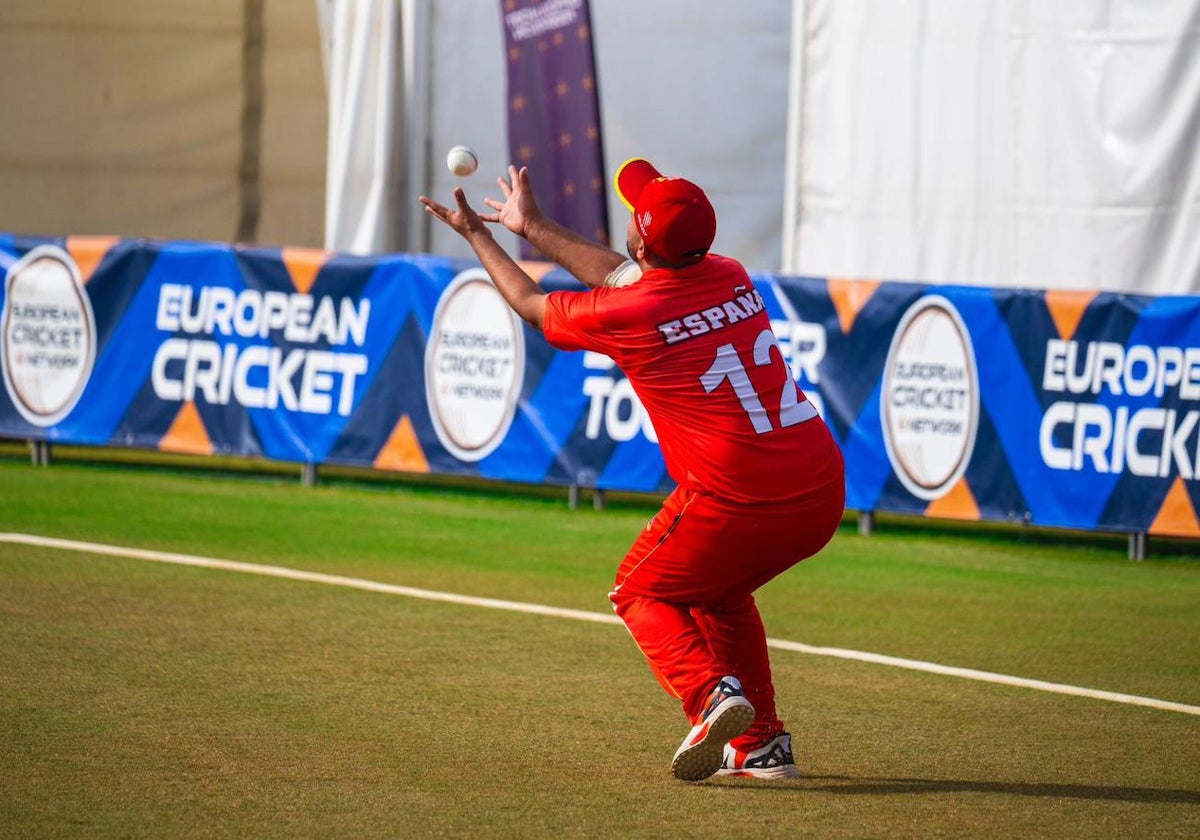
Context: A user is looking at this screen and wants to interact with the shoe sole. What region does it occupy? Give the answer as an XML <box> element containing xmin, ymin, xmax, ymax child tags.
<box><xmin>714</xmin><ymin>764</ymin><xmax>802</xmax><ymax>780</ymax></box>
<box><xmin>671</xmin><ymin>698</ymin><xmax>756</xmax><ymax>782</ymax></box>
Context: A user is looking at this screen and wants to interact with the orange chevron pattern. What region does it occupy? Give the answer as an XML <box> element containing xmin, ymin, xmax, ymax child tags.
<box><xmin>282</xmin><ymin>246</ymin><xmax>330</xmax><ymax>295</ymax></box>
<box><xmin>924</xmin><ymin>478</ymin><xmax>981</xmax><ymax>521</ymax></box>
<box><xmin>159</xmin><ymin>401</ymin><xmax>213</xmax><ymax>456</ymax></box>
<box><xmin>66</xmin><ymin>235</ymin><xmax>120</xmax><ymax>284</ymax></box>
<box><xmin>1149</xmin><ymin>477</ymin><xmax>1200</xmax><ymax>538</ymax></box>
<box><xmin>373</xmin><ymin>414</ymin><xmax>429</xmax><ymax>473</ymax></box>
<box><xmin>1044</xmin><ymin>290</ymin><xmax>1099</xmax><ymax>340</ymax></box>
<box><xmin>827</xmin><ymin>278</ymin><xmax>881</xmax><ymax>335</ymax></box>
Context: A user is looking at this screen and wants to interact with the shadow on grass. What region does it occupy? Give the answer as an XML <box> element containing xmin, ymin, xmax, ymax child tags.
<box><xmin>713</xmin><ymin>775</ymin><xmax>1200</xmax><ymax>803</ymax></box>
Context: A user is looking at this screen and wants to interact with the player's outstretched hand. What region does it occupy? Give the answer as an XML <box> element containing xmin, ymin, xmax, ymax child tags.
<box><xmin>419</xmin><ymin>188</ymin><xmax>491</xmax><ymax>241</ymax></box>
<box><xmin>481</xmin><ymin>165</ymin><xmax>543</xmax><ymax>239</ymax></box>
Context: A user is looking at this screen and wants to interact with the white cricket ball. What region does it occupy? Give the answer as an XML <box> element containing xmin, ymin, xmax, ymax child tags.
<box><xmin>446</xmin><ymin>145</ymin><xmax>478</xmax><ymax>177</ymax></box>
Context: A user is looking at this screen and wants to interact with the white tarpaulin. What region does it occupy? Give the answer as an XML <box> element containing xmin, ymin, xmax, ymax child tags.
<box><xmin>785</xmin><ymin>0</ymin><xmax>1200</xmax><ymax>293</ymax></box>
<box><xmin>319</xmin><ymin>0</ymin><xmax>1199</xmax><ymax>292</ymax></box>
<box><xmin>329</xmin><ymin>0</ymin><xmax>794</xmax><ymax>271</ymax></box>
<box><xmin>320</xmin><ymin>0</ymin><xmax>405</xmax><ymax>254</ymax></box>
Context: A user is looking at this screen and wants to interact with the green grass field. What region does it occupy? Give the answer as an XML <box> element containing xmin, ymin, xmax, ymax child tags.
<box><xmin>1</xmin><ymin>454</ymin><xmax>1198</xmax><ymax>838</ymax></box>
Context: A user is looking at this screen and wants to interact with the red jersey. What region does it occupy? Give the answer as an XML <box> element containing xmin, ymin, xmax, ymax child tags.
<box><xmin>542</xmin><ymin>254</ymin><xmax>842</xmax><ymax>505</ymax></box>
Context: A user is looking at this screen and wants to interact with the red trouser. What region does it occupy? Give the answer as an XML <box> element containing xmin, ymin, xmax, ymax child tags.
<box><xmin>608</xmin><ymin>477</ymin><xmax>845</xmax><ymax>748</ymax></box>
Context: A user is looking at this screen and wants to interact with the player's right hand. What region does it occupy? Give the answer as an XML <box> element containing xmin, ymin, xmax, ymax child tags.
<box><xmin>418</xmin><ymin>188</ymin><xmax>491</xmax><ymax>243</ymax></box>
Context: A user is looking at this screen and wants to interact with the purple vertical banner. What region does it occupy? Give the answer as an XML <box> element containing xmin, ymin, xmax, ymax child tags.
<box><xmin>500</xmin><ymin>0</ymin><xmax>609</xmax><ymax>259</ymax></box>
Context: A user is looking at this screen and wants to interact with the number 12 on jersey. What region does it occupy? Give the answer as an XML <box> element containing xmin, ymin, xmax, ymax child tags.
<box><xmin>700</xmin><ymin>328</ymin><xmax>817</xmax><ymax>434</ymax></box>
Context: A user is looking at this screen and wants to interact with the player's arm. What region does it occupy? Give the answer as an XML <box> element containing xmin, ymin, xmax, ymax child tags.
<box><xmin>420</xmin><ymin>188</ymin><xmax>546</xmax><ymax>329</ymax></box>
<box><xmin>523</xmin><ymin>214</ymin><xmax>627</xmax><ymax>289</ymax></box>
<box><xmin>482</xmin><ymin>165</ymin><xmax>626</xmax><ymax>288</ymax></box>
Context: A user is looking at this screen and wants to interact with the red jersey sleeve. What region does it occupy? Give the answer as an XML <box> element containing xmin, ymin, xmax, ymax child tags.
<box><xmin>542</xmin><ymin>289</ymin><xmax>623</xmax><ymax>358</ymax></box>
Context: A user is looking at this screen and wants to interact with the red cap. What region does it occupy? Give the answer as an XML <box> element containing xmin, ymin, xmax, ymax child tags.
<box><xmin>614</xmin><ymin>158</ymin><xmax>716</xmax><ymax>262</ymax></box>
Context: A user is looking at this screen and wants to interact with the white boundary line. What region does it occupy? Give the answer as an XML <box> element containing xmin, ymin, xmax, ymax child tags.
<box><xmin>3</xmin><ymin>531</ymin><xmax>1198</xmax><ymax>717</ymax></box>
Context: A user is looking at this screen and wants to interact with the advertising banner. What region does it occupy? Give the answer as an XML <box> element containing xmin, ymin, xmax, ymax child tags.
<box><xmin>500</xmin><ymin>0</ymin><xmax>609</xmax><ymax>258</ymax></box>
<box><xmin>2</xmin><ymin>234</ymin><xmax>1199</xmax><ymax>539</ymax></box>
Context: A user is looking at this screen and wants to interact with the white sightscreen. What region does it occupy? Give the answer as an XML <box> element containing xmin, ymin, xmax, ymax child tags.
<box><xmin>785</xmin><ymin>0</ymin><xmax>1200</xmax><ymax>293</ymax></box>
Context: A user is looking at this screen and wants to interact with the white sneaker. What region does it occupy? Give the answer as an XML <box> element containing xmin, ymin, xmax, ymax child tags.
<box><xmin>671</xmin><ymin>676</ymin><xmax>756</xmax><ymax>782</ymax></box>
<box><xmin>715</xmin><ymin>732</ymin><xmax>801</xmax><ymax>780</ymax></box>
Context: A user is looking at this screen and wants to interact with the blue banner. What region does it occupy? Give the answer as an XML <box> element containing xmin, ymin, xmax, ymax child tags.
<box><xmin>3</xmin><ymin>234</ymin><xmax>1199</xmax><ymax>539</ymax></box>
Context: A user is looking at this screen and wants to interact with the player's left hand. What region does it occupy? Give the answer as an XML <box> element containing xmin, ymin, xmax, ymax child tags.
<box><xmin>419</xmin><ymin>188</ymin><xmax>491</xmax><ymax>241</ymax></box>
<box><xmin>481</xmin><ymin>165</ymin><xmax>542</xmax><ymax>238</ymax></box>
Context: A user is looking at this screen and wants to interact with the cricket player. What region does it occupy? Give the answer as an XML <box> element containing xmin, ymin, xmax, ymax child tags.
<box><xmin>420</xmin><ymin>159</ymin><xmax>845</xmax><ymax>782</ymax></box>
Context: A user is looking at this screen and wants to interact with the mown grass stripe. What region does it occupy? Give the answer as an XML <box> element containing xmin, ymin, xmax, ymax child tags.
<box><xmin>4</xmin><ymin>531</ymin><xmax>1197</xmax><ymax>718</ymax></box>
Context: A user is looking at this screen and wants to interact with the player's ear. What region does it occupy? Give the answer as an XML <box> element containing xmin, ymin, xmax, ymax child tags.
<box><xmin>629</xmin><ymin>229</ymin><xmax>648</xmax><ymax>263</ymax></box>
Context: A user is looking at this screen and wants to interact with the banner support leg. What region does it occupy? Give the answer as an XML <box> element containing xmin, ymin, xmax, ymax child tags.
<box><xmin>858</xmin><ymin>510</ymin><xmax>874</xmax><ymax>536</ymax></box>
<box><xmin>28</xmin><ymin>440</ymin><xmax>51</xmax><ymax>467</ymax></box>
<box><xmin>1128</xmin><ymin>532</ymin><xmax>1147</xmax><ymax>562</ymax></box>
<box><xmin>301</xmin><ymin>462</ymin><xmax>317</xmax><ymax>487</ymax></box>
<box><xmin>568</xmin><ymin>485</ymin><xmax>581</xmax><ymax>510</ymax></box>
<box><xmin>593</xmin><ymin>488</ymin><xmax>606</xmax><ymax>511</ymax></box>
